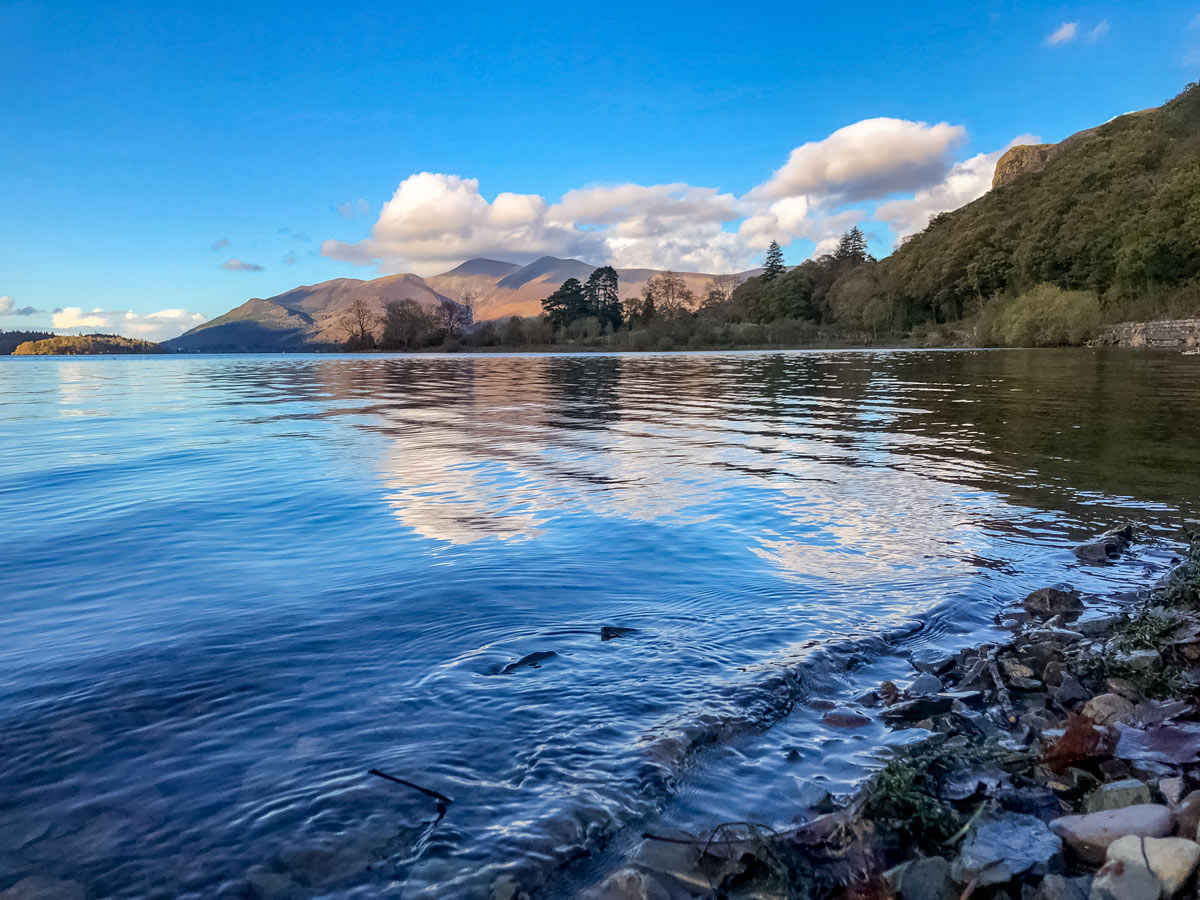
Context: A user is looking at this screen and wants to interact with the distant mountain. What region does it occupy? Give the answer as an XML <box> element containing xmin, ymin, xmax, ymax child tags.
<box><xmin>167</xmin><ymin>274</ymin><xmax>463</xmax><ymax>351</ymax></box>
<box><xmin>427</xmin><ymin>256</ymin><xmax>763</xmax><ymax>320</ymax></box>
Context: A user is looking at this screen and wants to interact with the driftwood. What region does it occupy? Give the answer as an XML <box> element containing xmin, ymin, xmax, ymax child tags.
<box><xmin>369</xmin><ymin>768</ymin><xmax>452</xmax><ymax>818</ymax></box>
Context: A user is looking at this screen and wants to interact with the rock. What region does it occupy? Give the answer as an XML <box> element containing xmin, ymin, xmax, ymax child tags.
<box><xmin>592</xmin><ymin>868</ymin><xmax>672</xmax><ymax>900</ymax></box>
<box><xmin>1024</xmin><ymin>588</ymin><xmax>1084</xmax><ymax>619</ymax></box>
<box><xmin>1009</xmin><ymin>676</ymin><xmax>1044</xmax><ymax>692</ymax></box>
<box><xmin>1076</xmin><ymin>614</ymin><xmax>1128</xmax><ymax>638</ymax></box>
<box><xmin>880</xmin><ymin>696</ymin><xmax>953</xmax><ymax>722</ymax></box>
<box><xmin>822</xmin><ymin>708</ymin><xmax>871</xmax><ymax>728</ymax></box>
<box><xmin>1076</xmin><ymin>541</ymin><xmax>1119</xmax><ymax>563</ymax></box>
<box><xmin>1105</xmin><ymin>678</ymin><xmax>1142</xmax><ymax>701</ymax></box>
<box><xmin>887</xmin><ymin>856</ymin><xmax>956</xmax><ymax>900</ymax></box>
<box><xmin>1085</xmin><ymin>779</ymin><xmax>1153</xmax><ymax>813</ymax></box>
<box><xmin>245</xmin><ymin>865</ymin><xmax>295</xmax><ymax>900</ymax></box>
<box><xmin>1160</xmin><ymin>777</ymin><xmax>1186</xmax><ymax>807</ymax></box>
<box><xmin>1089</xmin><ymin>859</ymin><xmax>1162</xmax><ymax>900</ymax></box>
<box><xmin>1173</xmin><ymin>791</ymin><xmax>1200</xmax><ymax>839</ymax></box>
<box><xmin>1050</xmin><ymin>804</ymin><xmax>1174</xmax><ymax>865</ymax></box>
<box><xmin>1106</xmin><ymin>835</ymin><xmax>1200</xmax><ymax>896</ymax></box>
<box><xmin>1034</xmin><ymin>874</ymin><xmax>1089</xmax><ymax>900</ymax></box>
<box><xmin>0</xmin><ymin>879</ymin><xmax>86</xmax><ymax>900</ymax></box>
<box><xmin>881</xmin><ymin>728</ymin><xmax>948</xmax><ymax>752</ymax></box>
<box><xmin>908</xmin><ymin>673</ymin><xmax>945</xmax><ymax>695</ymax></box>
<box><xmin>951</xmin><ymin>812</ymin><xmax>1062</xmax><ymax>886</ymax></box>
<box><xmin>910</xmin><ymin>648</ymin><xmax>956</xmax><ymax>675</ymax></box>
<box><xmin>1082</xmin><ymin>693</ymin><xmax>1136</xmax><ymax>726</ymax></box>
<box><xmin>1001</xmin><ymin>658</ymin><xmax>1036</xmax><ymax>680</ymax></box>
<box><xmin>793</xmin><ymin>779</ymin><xmax>835</xmax><ymax>813</ymax></box>
<box><xmin>1054</xmin><ymin>674</ymin><xmax>1091</xmax><ymax>708</ymax></box>
<box><xmin>1044</xmin><ymin>660</ymin><xmax>1066</xmax><ymax>688</ymax></box>
<box><xmin>1115</xmin><ymin>649</ymin><xmax>1162</xmax><ymax>672</ymax></box>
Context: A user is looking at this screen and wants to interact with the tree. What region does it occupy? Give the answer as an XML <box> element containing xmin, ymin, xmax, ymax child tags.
<box><xmin>541</xmin><ymin>278</ymin><xmax>587</xmax><ymax>330</ymax></box>
<box><xmin>436</xmin><ymin>294</ymin><xmax>472</xmax><ymax>338</ymax></box>
<box><xmin>644</xmin><ymin>271</ymin><xmax>695</xmax><ymax>319</ymax></box>
<box><xmin>835</xmin><ymin>226</ymin><xmax>870</xmax><ymax>264</ymax></box>
<box><xmin>380</xmin><ymin>299</ymin><xmax>431</xmax><ymax>350</ymax></box>
<box><xmin>341</xmin><ymin>296</ymin><xmax>379</xmax><ymax>349</ymax></box>
<box><xmin>699</xmin><ymin>273</ymin><xmax>743</xmax><ymax>324</ymax></box>
<box><xmin>584</xmin><ymin>265</ymin><xmax>622</xmax><ymax>330</ymax></box>
<box><xmin>762</xmin><ymin>241</ymin><xmax>786</xmax><ymax>282</ymax></box>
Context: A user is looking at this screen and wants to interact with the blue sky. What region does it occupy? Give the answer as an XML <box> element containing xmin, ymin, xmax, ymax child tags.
<box><xmin>2</xmin><ymin>1</ymin><xmax>1199</xmax><ymax>337</ymax></box>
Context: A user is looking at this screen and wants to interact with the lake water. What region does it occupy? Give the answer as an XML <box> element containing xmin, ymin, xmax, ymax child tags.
<box><xmin>2</xmin><ymin>349</ymin><xmax>1198</xmax><ymax>899</ymax></box>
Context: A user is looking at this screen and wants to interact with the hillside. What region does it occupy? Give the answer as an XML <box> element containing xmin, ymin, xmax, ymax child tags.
<box><xmin>167</xmin><ymin>273</ymin><xmax>464</xmax><ymax>352</ymax></box>
<box><xmin>0</xmin><ymin>330</ymin><xmax>54</xmax><ymax>354</ymax></box>
<box><xmin>12</xmin><ymin>334</ymin><xmax>166</xmax><ymax>355</ymax></box>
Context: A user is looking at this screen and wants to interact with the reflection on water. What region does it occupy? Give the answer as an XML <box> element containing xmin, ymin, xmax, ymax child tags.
<box><xmin>0</xmin><ymin>349</ymin><xmax>1197</xmax><ymax>899</ymax></box>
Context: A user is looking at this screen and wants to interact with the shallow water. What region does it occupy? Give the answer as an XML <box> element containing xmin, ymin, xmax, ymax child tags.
<box><xmin>1</xmin><ymin>349</ymin><xmax>1198</xmax><ymax>899</ymax></box>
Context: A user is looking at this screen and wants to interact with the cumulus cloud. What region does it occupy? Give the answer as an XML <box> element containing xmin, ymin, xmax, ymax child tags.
<box><xmin>751</xmin><ymin>118</ymin><xmax>966</xmax><ymax>204</ymax></box>
<box><xmin>874</xmin><ymin>133</ymin><xmax>1039</xmax><ymax>242</ymax></box>
<box><xmin>1046</xmin><ymin>22</ymin><xmax>1079</xmax><ymax>45</ymax></box>
<box><xmin>0</xmin><ymin>295</ymin><xmax>43</xmax><ymax>316</ymax></box>
<box><xmin>52</xmin><ymin>307</ymin><xmax>206</xmax><ymax>341</ymax></box>
<box><xmin>209</xmin><ymin>237</ymin><xmax>230</xmax><ymax>251</ymax></box>
<box><xmin>323</xmin><ymin>114</ymin><xmax>1022</xmax><ymax>274</ymax></box>
<box><xmin>219</xmin><ymin>258</ymin><xmax>265</xmax><ymax>271</ymax></box>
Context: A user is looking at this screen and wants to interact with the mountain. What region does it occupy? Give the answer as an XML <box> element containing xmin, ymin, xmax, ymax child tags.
<box><xmin>427</xmin><ymin>255</ymin><xmax>762</xmax><ymax>319</ymax></box>
<box><xmin>167</xmin><ymin>273</ymin><xmax>462</xmax><ymax>351</ymax></box>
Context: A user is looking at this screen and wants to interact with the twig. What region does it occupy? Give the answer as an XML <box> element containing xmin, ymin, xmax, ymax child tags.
<box><xmin>369</xmin><ymin>768</ymin><xmax>452</xmax><ymax>816</ymax></box>
<box><xmin>986</xmin><ymin>647</ymin><xmax>1016</xmax><ymax>727</ymax></box>
<box><xmin>940</xmin><ymin>801</ymin><xmax>987</xmax><ymax>847</ymax></box>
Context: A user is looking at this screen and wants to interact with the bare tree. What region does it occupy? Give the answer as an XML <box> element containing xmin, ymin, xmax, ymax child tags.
<box><xmin>700</xmin><ymin>273</ymin><xmax>743</xmax><ymax>324</ymax></box>
<box><xmin>645</xmin><ymin>271</ymin><xmax>695</xmax><ymax>319</ymax></box>
<box><xmin>380</xmin><ymin>299</ymin><xmax>432</xmax><ymax>350</ymax></box>
<box><xmin>436</xmin><ymin>291</ymin><xmax>473</xmax><ymax>339</ymax></box>
<box><xmin>341</xmin><ymin>296</ymin><xmax>379</xmax><ymax>349</ymax></box>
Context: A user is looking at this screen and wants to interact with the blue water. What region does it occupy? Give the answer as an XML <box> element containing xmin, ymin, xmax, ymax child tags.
<box><xmin>1</xmin><ymin>350</ymin><xmax>1197</xmax><ymax>899</ymax></box>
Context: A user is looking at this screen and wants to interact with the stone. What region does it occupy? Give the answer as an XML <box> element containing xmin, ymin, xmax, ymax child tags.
<box><xmin>0</xmin><ymin>879</ymin><xmax>86</xmax><ymax>900</ymax></box>
<box><xmin>1044</xmin><ymin>660</ymin><xmax>1066</xmax><ymax>688</ymax></box>
<box><xmin>792</xmin><ymin>779</ymin><xmax>834</xmax><ymax>813</ymax></box>
<box><xmin>1160</xmin><ymin>777</ymin><xmax>1186</xmax><ymax>807</ymax></box>
<box><xmin>593</xmin><ymin>868</ymin><xmax>672</xmax><ymax>900</ymax></box>
<box><xmin>1089</xmin><ymin>859</ymin><xmax>1162</xmax><ymax>900</ymax></box>
<box><xmin>1106</xmin><ymin>835</ymin><xmax>1200</xmax><ymax>896</ymax></box>
<box><xmin>822</xmin><ymin>708</ymin><xmax>871</xmax><ymax>728</ymax></box>
<box><xmin>1085</xmin><ymin>779</ymin><xmax>1153</xmax><ymax>813</ymax></box>
<box><xmin>1172</xmin><ymin>790</ymin><xmax>1200</xmax><ymax>839</ymax></box>
<box><xmin>1034</xmin><ymin>874</ymin><xmax>1088</xmax><ymax>900</ymax></box>
<box><xmin>908</xmin><ymin>673</ymin><xmax>945</xmax><ymax>695</ymax></box>
<box><xmin>1001</xmin><ymin>658</ymin><xmax>1036</xmax><ymax>680</ymax></box>
<box><xmin>1024</xmin><ymin>587</ymin><xmax>1084</xmax><ymax>619</ymax></box>
<box><xmin>1076</xmin><ymin>541</ymin><xmax>1118</xmax><ymax>564</ymax></box>
<box><xmin>1115</xmin><ymin>650</ymin><xmax>1162</xmax><ymax>672</ymax></box>
<box><xmin>1105</xmin><ymin>678</ymin><xmax>1142</xmax><ymax>701</ymax></box>
<box><xmin>881</xmin><ymin>728</ymin><xmax>948</xmax><ymax>752</ymax></box>
<box><xmin>1082</xmin><ymin>693</ymin><xmax>1137</xmax><ymax>726</ymax></box>
<box><xmin>1009</xmin><ymin>676</ymin><xmax>1044</xmax><ymax>692</ymax></box>
<box><xmin>1050</xmin><ymin>804</ymin><xmax>1174</xmax><ymax>865</ymax></box>
<box><xmin>880</xmin><ymin>696</ymin><xmax>953</xmax><ymax>722</ymax></box>
<box><xmin>910</xmin><ymin>648</ymin><xmax>956</xmax><ymax>675</ymax></box>
<box><xmin>1054</xmin><ymin>674</ymin><xmax>1091</xmax><ymax>708</ymax></box>
<box><xmin>886</xmin><ymin>856</ymin><xmax>956</xmax><ymax>900</ymax></box>
<box><xmin>951</xmin><ymin>813</ymin><xmax>1062</xmax><ymax>886</ymax></box>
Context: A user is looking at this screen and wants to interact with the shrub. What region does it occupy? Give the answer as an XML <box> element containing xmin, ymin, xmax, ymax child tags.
<box><xmin>993</xmin><ymin>283</ymin><xmax>1102</xmax><ymax>346</ymax></box>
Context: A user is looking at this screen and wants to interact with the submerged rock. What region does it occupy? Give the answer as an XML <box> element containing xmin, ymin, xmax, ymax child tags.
<box><xmin>591</xmin><ymin>867</ymin><xmax>672</xmax><ymax>900</ymax></box>
<box><xmin>1050</xmin><ymin>804</ymin><xmax>1175</xmax><ymax>865</ymax></box>
<box><xmin>822</xmin><ymin>708</ymin><xmax>871</xmax><ymax>728</ymax></box>
<box><xmin>1106</xmin><ymin>835</ymin><xmax>1200</xmax><ymax>897</ymax></box>
<box><xmin>951</xmin><ymin>812</ymin><xmax>1062</xmax><ymax>886</ymax></box>
<box><xmin>1024</xmin><ymin>587</ymin><xmax>1084</xmax><ymax>619</ymax></box>
<box><xmin>908</xmin><ymin>672</ymin><xmax>944</xmax><ymax>695</ymax></box>
<box><xmin>0</xmin><ymin>879</ymin><xmax>86</xmax><ymax>900</ymax></box>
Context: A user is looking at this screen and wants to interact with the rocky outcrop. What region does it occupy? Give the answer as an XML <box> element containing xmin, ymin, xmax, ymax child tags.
<box><xmin>993</xmin><ymin>143</ymin><xmax>1058</xmax><ymax>189</ymax></box>
<box><xmin>1094</xmin><ymin>319</ymin><xmax>1200</xmax><ymax>350</ymax></box>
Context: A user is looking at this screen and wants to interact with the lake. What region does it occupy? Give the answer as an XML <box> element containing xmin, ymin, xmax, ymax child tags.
<box><xmin>1</xmin><ymin>349</ymin><xmax>1198</xmax><ymax>899</ymax></box>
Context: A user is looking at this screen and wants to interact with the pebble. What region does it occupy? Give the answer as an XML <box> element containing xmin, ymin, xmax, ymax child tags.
<box><xmin>822</xmin><ymin>709</ymin><xmax>871</xmax><ymax>728</ymax></box>
<box><xmin>908</xmin><ymin>672</ymin><xmax>944</xmax><ymax>695</ymax></box>
<box><xmin>1082</xmin><ymin>693</ymin><xmax>1136</xmax><ymax>726</ymax></box>
<box><xmin>1106</xmin><ymin>835</ymin><xmax>1200</xmax><ymax>896</ymax></box>
<box><xmin>1089</xmin><ymin>859</ymin><xmax>1162</xmax><ymax>900</ymax></box>
<box><xmin>1084</xmin><ymin>779</ymin><xmax>1153</xmax><ymax>813</ymax></box>
<box><xmin>1050</xmin><ymin>804</ymin><xmax>1175</xmax><ymax>865</ymax></box>
<box><xmin>951</xmin><ymin>812</ymin><xmax>1062</xmax><ymax>886</ymax></box>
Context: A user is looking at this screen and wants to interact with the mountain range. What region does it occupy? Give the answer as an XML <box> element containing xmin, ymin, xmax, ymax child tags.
<box><xmin>167</xmin><ymin>257</ymin><xmax>760</xmax><ymax>351</ymax></box>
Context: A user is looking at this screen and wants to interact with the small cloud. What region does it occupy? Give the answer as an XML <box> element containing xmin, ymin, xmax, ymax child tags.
<box><xmin>219</xmin><ymin>258</ymin><xmax>265</xmax><ymax>272</ymax></box>
<box><xmin>209</xmin><ymin>237</ymin><xmax>230</xmax><ymax>251</ymax></box>
<box><xmin>53</xmin><ymin>307</ymin><xmax>207</xmax><ymax>341</ymax></box>
<box><xmin>278</xmin><ymin>226</ymin><xmax>291</xmax><ymax>234</ymax></box>
<box><xmin>1087</xmin><ymin>20</ymin><xmax>1110</xmax><ymax>41</ymax></box>
<box><xmin>1046</xmin><ymin>22</ymin><xmax>1078</xmax><ymax>45</ymax></box>
<box><xmin>292</xmin><ymin>230</ymin><xmax>311</xmax><ymax>243</ymax></box>
<box><xmin>282</xmin><ymin>253</ymin><xmax>297</xmax><ymax>265</ymax></box>
<box><xmin>0</xmin><ymin>295</ymin><xmax>42</xmax><ymax>316</ymax></box>
<box><xmin>336</xmin><ymin>198</ymin><xmax>371</xmax><ymax>220</ymax></box>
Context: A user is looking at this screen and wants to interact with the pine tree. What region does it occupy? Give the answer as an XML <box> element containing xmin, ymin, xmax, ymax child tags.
<box><xmin>834</xmin><ymin>226</ymin><xmax>869</xmax><ymax>263</ymax></box>
<box><xmin>585</xmin><ymin>266</ymin><xmax>622</xmax><ymax>329</ymax></box>
<box><xmin>541</xmin><ymin>278</ymin><xmax>587</xmax><ymax>330</ymax></box>
<box><xmin>762</xmin><ymin>241</ymin><xmax>785</xmax><ymax>282</ymax></box>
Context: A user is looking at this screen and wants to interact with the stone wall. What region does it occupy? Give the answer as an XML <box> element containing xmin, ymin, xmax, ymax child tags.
<box><xmin>1095</xmin><ymin>318</ymin><xmax>1200</xmax><ymax>349</ymax></box>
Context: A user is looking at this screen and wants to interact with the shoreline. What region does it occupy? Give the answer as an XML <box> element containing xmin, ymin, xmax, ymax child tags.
<box><xmin>580</xmin><ymin>527</ymin><xmax>1200</xmax><ymax>900</ymax></box>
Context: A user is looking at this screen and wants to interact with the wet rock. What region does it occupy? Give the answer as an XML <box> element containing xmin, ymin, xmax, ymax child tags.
<box><xmin>1106</xmin><ymin>835</ymin><xmax>1200</xmax><ymax>896</ymax></box>
<box><xmin>1089</xmin><ymin>859</ymin><xmax>1162</xmax><ymax>900</ymax></box>
<box><xmin>245</xmin><ymin>865</ymin><xmax>295</xmax><ymax>900</ymax></box>
<box><xmin>1054</xmin><ymin>674</ymin><xmax>1091</xmax><ymax>708</ymax></box>
<box><xmin>822</xmin><ymin>708</ymin><xmax>871</xmax><ymax>728</ymax></box>
<box><xmin>0</xmin><ymin>879</ymin><xmax>86</xmax><ymax>900</ymax></box>
<box><xmin>1009</xmin><ymin>676</ymin><xmax>1044</xmax><ymax>692</ymax></box>
<box><xmin>886</xmin><ymin>855</ymin><xmax>955</xmax><ymax>900</ymax></box>
<box><xmin>1024</xmin><ymin>588</ymin><xmax>1084</xmax><ymax>619</ymax></box>
<box><xmin>1082</xmin><ymin>694</ymin><xmax>1136</xmax><ymax>727</ymax></box>
<box><xmin>500</xmin><ymin>651</ymin><xmax>557</xmax><ymax>673</ymax></box>
<box><xmin>1114</xmin><ymin>649</ymin><xmax>1161</xmax><ymax>673</ymax></box>
<box><xmin>793</xmin><ymin>778</ymin><xmax>835</xmax><ymax>814</ymax></box>
<box><xmin>1084</xmin><ymin>779</ymin><xmax>1153</xmax><ymax>813</ymax></box>
<box><xmin>1050</xmin><ymin>804</ymin><xmax>1174</xmax><ymax>865</ymax></box>
<box><xmin>1075</xmin><ymin>526</ymin><xmax>1134</xmax><ymax>564</ymax></box>
<box><xmin>600</xmin><ymin>626</ymin><xmax>638</xmax><ymax>641</ymax></box>
<box><xmin>908</xmin><ymin>673</ymin><xmax>945</xmax><ymax>695</ymax></box>
<box><xmin>1001</xmin><ymin>658</ymin><xmax>1036</xmax><ymax>680</ymax></box>
<box><xmin>1115</xmin><ymin>723</ymin><xmax>1200</xmax><ymax>765</ymax></box>
<box><xmin>1173</xmin><ymin>791</ymin><xmax>1200</xmax><ymax>839</ymax></box>
<box><xmin>952</xmin><ymin>812</ymin><xmax>1062</xmax><ymax>886</ymax></box>
<box><xmin>880</xmin><ymin>696</ymin><xmax>953</xmax><ymax>722</ymax></box>
<box><xmin>592</xmin><ymin>867</ymin><xmax>672</xmax><ymax>900</ymax></box>
<box><xmin>1129</xmin><ymin>759</ymin><xmax>1177</xmax><ymax>783</ymax></box>
<box><xmin>1104</xmin><ymin>678</ymin><xmax>1142</xmax><ymax>702</ymax></box>
<box><xmin>1044</xmin><ymin>660</ymin><xmax>1067</xmax><ymax>688</ymax></box>
<box><xmin>881</xmin><ymin>728</ymin><xmax>947</xmax><ymax>752</ymax></box>
<box><xmin>910</xmin><ymin>648</ymin><xmax>956</xmax><ymax>675</ymax></box>
<box><xmin>1034</xmin><ymin>874</ymin><xmax>1090</xmax><ymax>900</ymax></box>
<box><xmin>1077</xmin><ymin>615</ymin><xmax>1128</xmax><ymax>639</ymax></box>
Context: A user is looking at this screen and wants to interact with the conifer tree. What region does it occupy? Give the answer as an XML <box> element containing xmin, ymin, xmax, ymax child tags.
<box><xmin>762</xmin><ymin>241</ymin><xmax>785</xmax><ymax>281</ymax></box>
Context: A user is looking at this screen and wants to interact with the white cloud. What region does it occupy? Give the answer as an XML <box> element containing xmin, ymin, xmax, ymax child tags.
<box><xmin>219</xmin><ymin>258</ymin><xmax>265</xmax><ymax>271</ymax></box>
<box><xmin>874</xmin><ymin>133</ymin><xmax>1039</xmax><ymax>242</ymax></box>
<box><xmin>52</xmin><ymin>307</ymin><xmax>207</xmax><ymax>342</ymax></box>
<box><xmin>750</xmin><ymin>118</ymin><xmax>966</xmax><ymax>204</ymax></box>
<box><xmin>1046</xmin><ymin>22</ymin><xmax>1079</xmax><ymax>45</ymax></box>
<box><xmin>0</xmin><ymin>295</ymin><xmax>43</xmax><ymax>316</ymax></box>
<box><xmin>323</xmin><ymin>114</ymin><xmax>1020</xmax><ymax>274</ymax></box>
<box><xmin>1088</xmin><ymin>20</ymin><xmax>1110</xmax><ymax>41</ymax></box>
